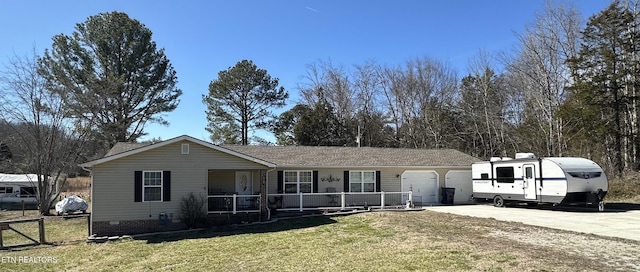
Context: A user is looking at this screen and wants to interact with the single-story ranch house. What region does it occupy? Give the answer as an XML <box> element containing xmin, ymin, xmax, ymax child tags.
<box><xmin>80</xmin><ymin>135</ymin><xmax>478</xmax><ymax>236</ymax></box>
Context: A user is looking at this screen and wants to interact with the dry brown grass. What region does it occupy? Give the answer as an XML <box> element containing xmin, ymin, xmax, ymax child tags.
<box><xmin>607</xmin><ymin>171</ymin><xmax>640</xmax><ymax>203</ymax></box>
<box><xmin>2</xmin><ymin>211</ymin><xmax>638</xmax><ymax>271</ymax></box>
<box><xmin>61</xmin><ymin>177</ymin><xmax>91</xmax><ymax>200</ymax></box>
<box><xmin>0</xmin><ymin>209</ymin><xmax>41</xmax><ymax>221</ymax></box>
<box><xmin>0</xmin><ymin>215</ymin><xmax>88</xmax><ymax>248</ymax></box>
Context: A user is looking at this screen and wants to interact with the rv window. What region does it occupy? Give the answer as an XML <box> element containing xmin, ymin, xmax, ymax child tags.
<box><xmin>0</xmin><ymin>187</ymin><xmax>13</xmax><ymax>194</ymax></box>
<box><xmin>480</xmin><ymin>173</ymin><xmax>489</xmax><ymax>179</ymax></box>
<box><xmin>496</xmin><ymin>167</ymin><xmax>515</xmax><ymax>183</ymax></box>
<box><xmin>568</xmin><ymin>172</ymin><xmax>602</xmax><ymax>179</ymax></box>
<box><xmin>525</xmin><ymin>167</ymin><xmax>533</xmax><ymax>179</ymax></box>
<box><xmin>20</xmin><ymin>187</ymin><xmax>36</xmax><ymax>197</ymax></box>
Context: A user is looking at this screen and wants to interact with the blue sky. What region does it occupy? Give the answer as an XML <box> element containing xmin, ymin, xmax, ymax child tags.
<box><xmin>0</xmin><ymin>1</ymin><xmax>611</xmax><ymax>142</ymax></box>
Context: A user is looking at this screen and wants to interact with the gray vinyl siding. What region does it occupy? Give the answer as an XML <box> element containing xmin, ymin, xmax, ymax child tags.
<box><xmin>266</xmin><ymin>170</ymin><xmax>278</xmax><ymax>194</ymax></box>
<box><xmin>92</xmin><ymin>140</ymin><xmax>267</xmax><ymax>221</ymax></box>
<box><xmin>435</xmin><ymin>169</ymin><xmax>451</xmax><ymax>187</ymax></box>
<box><xmin>380</xmin><ymin>168</ymin><xmax>402</xmax><ymax>192</ymax></box>
<box><xmin>265</xmin><ymin>167</ymin><xmax>466</xmax><ymax>194</ymax></box>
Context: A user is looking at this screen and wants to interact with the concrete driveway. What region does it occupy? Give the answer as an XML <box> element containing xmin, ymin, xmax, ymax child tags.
<box><xmin>424</xmin><ymin>203</ymin><xmax>640</xmax><ymax>242</ymax></box>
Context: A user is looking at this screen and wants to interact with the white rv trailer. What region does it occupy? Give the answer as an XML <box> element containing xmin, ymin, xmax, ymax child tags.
<box><xmin>472</xmin><ymin>153</ymin><xmax>608</xmax><ymax>211</ymax></box>
<box><xmin>0</xmin><ymin>173</ymin><xmax>39</xmax><ymax>208</ymax></box>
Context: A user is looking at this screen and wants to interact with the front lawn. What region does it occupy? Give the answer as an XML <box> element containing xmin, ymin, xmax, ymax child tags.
<box><xmin>0</xmin><ymin>210</ymin><xmax>617</xmax><ymax>272</ymax></box>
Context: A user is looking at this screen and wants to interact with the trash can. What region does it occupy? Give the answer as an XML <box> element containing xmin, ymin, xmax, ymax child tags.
<box><xmin>159</xmin><ymin>212</ymin><xmax>168</xmax><ymax>225</ymax></box>
<box><xmin>440</xmin><ymin>187</ymin><xmax>455</xmax><ymax>205</ymax></box>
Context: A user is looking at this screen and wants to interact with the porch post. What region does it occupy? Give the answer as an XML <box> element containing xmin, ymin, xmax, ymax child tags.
<box><xmin>260</xmin><ymin>169</ymin><xmax>268</xmax><ymax>220</ymax></box>
<box><xmin>380</xmin><ymin>191</ymin><xmax>385</xmax><ymax>210</ymax></box>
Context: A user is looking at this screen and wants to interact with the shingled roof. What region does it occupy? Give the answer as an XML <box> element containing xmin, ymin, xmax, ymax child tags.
<box><xmin>104</xmin><ymin>142</ymin><xmax>151</xmax><ymax>157</ymax></box>
<box><xmin>83</xmin><ymin>135</ymin><xmax>275</xmax><ymax>168</ymax></box>
<box><xmin>222</xmin><ymin>145</ymin><xmax>478</xmax><ymax>167</ymax></box>
<box><xmin>92</xmin><ymin>135</ymin><xmax>478</xmax><ymax>168</ymax></box>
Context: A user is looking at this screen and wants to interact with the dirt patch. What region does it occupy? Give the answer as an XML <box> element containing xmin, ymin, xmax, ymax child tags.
<box><xmin>366</xmin><ymin>210</ymin><xmax>640</xmax><ymax>271</ymax></box>
<box><xmin>490</xmin><ymin>226</ymin><xmax>640</xmax><ymax>271</ymax></box>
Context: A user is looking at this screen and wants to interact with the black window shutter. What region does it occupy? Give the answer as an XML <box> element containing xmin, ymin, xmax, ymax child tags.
<box><xmin>376</xmin><ymin>171</ymin><xmax>381</xmax><ymax>192</ymax></box>
<box><xmin>163</xmin><ymin>171</ymin><xmax>171</xmax><ymax>202</ymax></box>
<box><xmin>343</xmin><ymin>171</ymin><xmax>350</xmax><ymax>192</ymax></box>
<box><xmin>134</xmin><ymin>171</ymin><xmax>142</xmax><ymax>202</ymax></box>
<box><xmin>313</xmin><ymin>171</ymin><xmax>319</xmax><ymax>193</ymax></box>
<box><xmin>277</xmin><ymin>171</ymin><xmax>283</xmax><ymax>193</ymax></box>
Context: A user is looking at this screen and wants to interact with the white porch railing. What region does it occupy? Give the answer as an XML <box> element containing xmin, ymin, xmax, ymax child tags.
<box><xmin>207</xmin><ymin>191</ymin><xmax>416</xmax><ymax>214</ymax></box>
<box><xmin>267</xmin><ymin>191</ymin><xmax>414</xmax><ymax>212</ymax></box>
<box><xmin>207</xmin><ymin>194</ymin><xmax>261</xmax><ymax>214</ymax></box>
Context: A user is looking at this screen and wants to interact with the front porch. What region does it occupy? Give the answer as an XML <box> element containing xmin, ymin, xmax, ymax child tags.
<box><xmin>207</xmin><ymin>191</ymin><xmax>418</xmax><ymax>214</ymax></box>
<box><xmin>206</xmin><ymin>169</ymin><xmax>420</xmax><ymax>216</ymax></box>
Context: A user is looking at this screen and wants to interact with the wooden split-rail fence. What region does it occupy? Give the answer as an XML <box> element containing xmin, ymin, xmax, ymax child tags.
<box><xmin>0</xmin><ymin>218</ymin><xmax>45</xmax><ymax>249</ymax></box>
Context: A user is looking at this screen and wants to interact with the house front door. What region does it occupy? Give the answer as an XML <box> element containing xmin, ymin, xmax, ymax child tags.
<box><xmin>235</xmin><ymin>171</ymin><xmax>253</xmax><ymax>195</ymax></box>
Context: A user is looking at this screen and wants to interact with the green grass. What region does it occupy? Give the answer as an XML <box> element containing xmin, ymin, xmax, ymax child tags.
<box><xmin>0</xmin><ymin>173</ymin><xmax>635</xmax><ymax>271</ymax></box>
<box><xmin>0</xmin><ymin>211</ymin><xmax>607</xmax><ymax>272</ymax></box>
<box><xmin>0</xmin><ymin>216</ymin><xmax>88</xmax><ymax>248</ymax></box>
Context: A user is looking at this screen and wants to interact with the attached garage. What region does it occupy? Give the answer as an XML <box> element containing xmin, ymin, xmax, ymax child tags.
<box><xmin>445</xmin><ymin>170</ymin><xmax>473</xmax><ymax>204</ymax></box>
<box><xmin>401</xmin><ymin>171</ymin><xmax>439</xmax><ymax>204</ymax></box>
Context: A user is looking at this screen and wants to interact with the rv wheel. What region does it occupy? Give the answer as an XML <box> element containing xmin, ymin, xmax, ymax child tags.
<box><xmin>493</xmin><ymin>196</ymin><xmax>505</xmax><ymax>207</ymax></box>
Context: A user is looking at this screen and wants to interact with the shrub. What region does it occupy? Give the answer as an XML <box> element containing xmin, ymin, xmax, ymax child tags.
<box><xmin>179</xmin><ymin>193</ymin><xmax>207</xmax><ymax>228</ymax></box>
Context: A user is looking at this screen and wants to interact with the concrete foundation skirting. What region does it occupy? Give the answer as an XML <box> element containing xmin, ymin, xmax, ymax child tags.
<box><xmin>92</xmin><ymin>219</ymin><xmax>185</xmax><ymax>237</ymax></box>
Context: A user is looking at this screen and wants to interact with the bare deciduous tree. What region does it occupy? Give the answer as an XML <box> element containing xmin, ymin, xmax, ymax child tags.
<box><xmin>0</xmin><ymin>49</ymin><xmax>89</xmax><ymax>215</ymax></box>
<box><xmin>505</xmin><ymin>2</ymin><xmax>583</xmax><ymax>156</ymax></box>
<box><xmin>380</xmin><ymin>57</ymin><xmax>459</xmax><ymax>148</ymax></box>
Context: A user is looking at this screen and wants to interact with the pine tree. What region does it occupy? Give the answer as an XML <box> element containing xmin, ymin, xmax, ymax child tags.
<box><xmin>203</xmin><ymin>60</ymin><xmax>288</xmax><ymax>145</ymax></box>
<box><xmin>38</xmin><ymin>12</ymin><xmax>182</xmax><ymax>148</ymax></box>
<box><xmin>567</xmin><ymin>1</ymin><xmax>636</xmax><ymax>176</ymax></box>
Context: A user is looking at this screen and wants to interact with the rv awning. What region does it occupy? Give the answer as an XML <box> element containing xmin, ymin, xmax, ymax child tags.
<box><xmin>0</xmin><ymin>173</ymin><xmax>42</xmax><ymax>183</ymax></box>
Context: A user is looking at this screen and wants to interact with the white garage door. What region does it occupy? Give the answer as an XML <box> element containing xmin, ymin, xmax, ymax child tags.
<box><xmin>401</xmin><ymin>171</ymin><xmax>438</xmax><ymax>204</ymax></box>
<box><xmin>445</xmin><ymin>170</ymin><xmax>472</xmax><ymax>204</ymax></box>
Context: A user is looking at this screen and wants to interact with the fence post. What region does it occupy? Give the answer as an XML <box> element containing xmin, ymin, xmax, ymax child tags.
<box><xmin>299</xmin><ymin>192</ymin><xmax>303</xmax><ymax>212</ymax></box>
<box><xmin>380</xmin><ymin>191</ymin><xmax>385</xmax><ymax>210</ymax></box>
<box><xmin>258</xmin><ymin>195</ymin><xmax>262</xmax><ymax>221</ymax></box>
<box><xmin>232</xmin><ymin>194</ymin><xmax>237</xmax><ymax>215</ymax></box>
<box><xmin>341</xmin><ymin>192</ymin><xmax>346</xmax><ymax>210</ymax></box>
<box><xmin>38</xmin><ymin>218</ymin><xmax>45</xmax><ymax>244</ymax></box>
<box><xmin>408</xmin><ymin>191</ymin><xmax>413</xmax><ymax>208</ymax></box>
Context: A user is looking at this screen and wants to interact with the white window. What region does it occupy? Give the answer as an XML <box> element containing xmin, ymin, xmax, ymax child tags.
<box><xmin>284</xmin><ymin>170</ymin><xmax>312</xmax><ymax>194</ymax></box>
<box><xmin>350</xmin><ymin>171</ymin><xmax>376</xmax><ymax>192</ymax></box>
<box><xmin>143</xmin><ymin>171</ymin><xmax>163</xmax><ymax>201</ymax></box>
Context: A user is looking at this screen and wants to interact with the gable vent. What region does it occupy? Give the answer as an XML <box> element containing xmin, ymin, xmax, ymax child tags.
<box><xmin>181</xmin><ymin>144</ymin><xmax>190</xmax><ymax>154</ymax></box>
